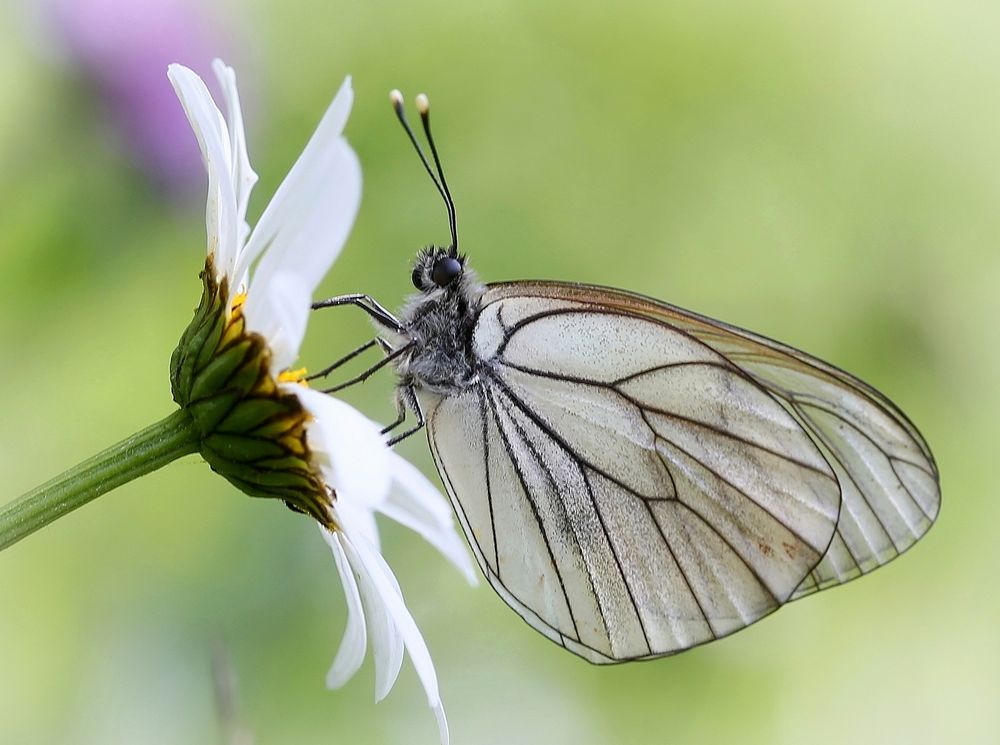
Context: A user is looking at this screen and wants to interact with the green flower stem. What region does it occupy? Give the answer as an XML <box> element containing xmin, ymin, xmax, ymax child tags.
<box><xmin>0</xmin><ymin>408</ymin><xmax>200</xmax><ymax>552</ymax></box>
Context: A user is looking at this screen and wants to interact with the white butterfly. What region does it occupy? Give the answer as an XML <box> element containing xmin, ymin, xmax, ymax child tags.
<box><xmin>312</xmin><ymin>91</ymin><xmax>940</xmax><ymax>663</ymax></box>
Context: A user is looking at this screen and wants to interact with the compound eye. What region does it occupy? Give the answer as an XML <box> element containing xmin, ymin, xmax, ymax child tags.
<box><xmin>411</xmin><ymin>264</ymin><xmax>424</xmax><ymax>290</ymax></box>
<box><xmin>431</xmin><ymin>256</ymin><xmax>462</xmax><ymax>287</ymax></box>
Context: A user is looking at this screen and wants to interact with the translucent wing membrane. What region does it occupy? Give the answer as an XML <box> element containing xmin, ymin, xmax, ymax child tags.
<box><xmin>487</xmin><ymin>283</ymin><xmax>941</xmax><ymax>599</ymax></box>
<box><xmin>681</xmin><ymin>321</ymin><xmax>940</xmax><ymax>598</ymax></box>
<box><xmin>421</xmin><ymin>282</ymin><xmax>940</xmax><ymax>663</ymax></box>
<box><xmin>422</xmin><ymin>282</ymin><xmax>939</xmax><ymax>662</ymax></box>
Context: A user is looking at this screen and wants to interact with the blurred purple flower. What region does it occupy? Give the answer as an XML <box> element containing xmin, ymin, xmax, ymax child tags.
<box><xmin>42</xmin><ymin>0</ymin><xmax>242</xmax><ymax>190</ymax></box>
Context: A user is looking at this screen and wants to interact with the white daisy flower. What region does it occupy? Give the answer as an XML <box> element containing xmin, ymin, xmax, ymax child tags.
<box><xmin>167</xmin><ymin>60</ymin><xmax>474</xmax><ymax>744</ymax></box>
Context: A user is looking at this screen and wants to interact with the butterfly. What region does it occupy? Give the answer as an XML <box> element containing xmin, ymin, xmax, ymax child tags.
<box><xmin>312</xmin><ymin>91</ymin><xmax>941</xmax><ymax>663</ymax></box>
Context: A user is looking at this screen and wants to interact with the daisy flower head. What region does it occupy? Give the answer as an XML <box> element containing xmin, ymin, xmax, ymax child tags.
<box><xmin>167</xmin><ymin>60</ymin><xmax>474</xmax><ymax>743</ymax></box>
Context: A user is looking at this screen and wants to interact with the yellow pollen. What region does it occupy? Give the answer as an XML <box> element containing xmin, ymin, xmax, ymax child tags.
<box><xmin>278</xmin><ymin>367</ymin><xmax>309</xmax><ymax>385</ymax></box>
<box><xmin>230</xmin><ymin>292</ymin><xmax>248</xmax><ymax>316</ymax></box>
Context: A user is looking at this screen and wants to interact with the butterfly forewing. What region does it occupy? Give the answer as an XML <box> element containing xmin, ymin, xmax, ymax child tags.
<box><xmin>419</xmin><ymin>285</ymin><xmax>885</xmax><ymax>662</ymax></box>
<box><xmin>484</xmin><ymin>282</ymin><xmax>941</xmax><ymax>602</ymax></box>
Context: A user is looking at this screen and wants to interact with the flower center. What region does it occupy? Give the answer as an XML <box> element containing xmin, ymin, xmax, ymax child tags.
<box><xmin>230</xmin><ymin>291</ymin><xmax>248</xmax><ymax>315</ymax></box>
<box><xmin>278</xmin><ymin>367</ymin><xmax>309</xmax><ymax>384</ymax></box>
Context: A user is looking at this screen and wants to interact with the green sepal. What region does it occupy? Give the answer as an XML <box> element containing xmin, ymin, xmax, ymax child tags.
<box><xmin>217</xmin><ymin>397</ymin><xmax>294</xmax><ymax>435</ymax></box>
<box><xmin>252</xmin><ymin>417</ymin><xmax>302</xmax><ymax>439</ymax></box>
<box><xmin>171</xmin><ymin>265</ymin><xmax>226</xmax><ymax>404</ymax></box>
<box><xmin>203</xmin><ymin>433</ymin><xmax>290</xmax><ymax>463</ymax></box>
<box><xmin>188</xmin><ymin>339</ymin><xmax>255</xmax><ymax>402</ymax></box>
<box><xmin>170</xmin><ymin>260</ymin><xmax>333</xmax><ymax>527</ymax></box>
<box><xmin>225</xmin><ymin>466</ymin><xmax>317</xmax><ymax>489</ymax></box>
<box><xmin>187</xmin><ymin>390</ymin><xmax>241</xmax><ymax>434</ymax></box>
<box><xmin>193</xmin><ymin>305</ymin><xmax>227</xmax><ymax>373</ymax></box>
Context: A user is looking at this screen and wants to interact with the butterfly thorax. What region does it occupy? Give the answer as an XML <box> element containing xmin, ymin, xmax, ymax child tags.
<box><xmin>391</xmin><ymin>249</ymin><xmax>486</xmax><ymax>395</ymax></box>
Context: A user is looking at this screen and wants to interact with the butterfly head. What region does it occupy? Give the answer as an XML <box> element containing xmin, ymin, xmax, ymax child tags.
<box><xmin>411</xmin><ymin>245</ymin><xmax>465</xmax><ymax>293</ymax></box>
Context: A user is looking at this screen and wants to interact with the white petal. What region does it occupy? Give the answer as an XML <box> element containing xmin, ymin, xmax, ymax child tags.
<box><xmin>321</xmin><ymin>528</ymin><xmax>368</xmax><ymax>689</ymax></box>
<box><xmin>383</xmin><ymin>453</ymin><xmax>478</xmax><ymax>586</ymax></box>
<box><xmin>241</xmin><ymin>77</ymin><xmax>360</xmax><ymax>300</ymax></box>
<box><xmin>212</xmin><ymin>59</ymin><xmax>259</xmax><ymax>253</ymax></box>
<box><xmin>243</xmin><ymin>270</ymin><xmax>310</xmax><ymax>371</ymax></box>
<box><xmin>330</xmin><ymin>529</ymin><xmax>404</xmax><ymax>700</ymax></box>
<box><xmin>167</xmin><ymin>63</ymin><xmax>239</xmax><ymax>281</ymax></box>
<box><xmin>387</xmin><ymin>453</ymin><xmax>454</xmax><ymax>524</ymax></box>
<box><xmin>434</xmin><ymin>705</ymin><xmax>450</xmax><ymax>745</ymax></box>
<box><xmin>292</xmin><ymin>387</ymin><xmax>392</xmax><ymax>511</ymax></box>
<box><xmin>336</xmin><ymin>497</ymin><xmax>382</xmax><ymax>554</ymax></box>
<box><xmin>340</xmin><ymin>534</ymin><xmax>449</xmax><ymax>745</ymax></box>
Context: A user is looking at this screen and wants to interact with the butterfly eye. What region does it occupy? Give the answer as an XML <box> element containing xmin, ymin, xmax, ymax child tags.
<box><xmin>431</xmin><ymin>256</ymin><xmax>462</xmax><ymax>287</ymax></box>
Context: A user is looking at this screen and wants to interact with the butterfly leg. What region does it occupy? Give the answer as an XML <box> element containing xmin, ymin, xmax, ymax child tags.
<box><xmin>319</xmin><ymin>342</ymin><xmax>413</xmax><ymax>394</ymax></box>
<box><xmin>306</xmin><ymin>338</ymin><xmax>380</xmax><ymax>381</ymax></box>
<box><xmin>380</xmin><ymin>388</ymin><xmax>409</xmax><ymax>435</ymax></box>
<box><xmin>385</xmin><ymin>385</ymin><xmax>425</xmax><ymax>446</ymax></box>
<box><xmin>311</xmin><ymin>293</ymin><xmax>405</xmax><ymax>333</ymax></box>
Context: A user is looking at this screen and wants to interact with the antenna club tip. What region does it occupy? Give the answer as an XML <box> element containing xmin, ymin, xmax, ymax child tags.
<box><xmin>389</xmin><ymin>89</ymin><xmax>404</xmax><ymax>109</ymax></box>
<box><xmin>415</xmin><ymin>93</ymin><xmax>430</xmax><ymax>114</ymax></box>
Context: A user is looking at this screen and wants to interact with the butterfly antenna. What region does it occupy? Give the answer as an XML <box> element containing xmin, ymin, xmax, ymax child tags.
<box><xmin>390</xmin><ymin>90</ymin><xmax>458</xmax><ymax>254</ymax></box>
<box><xmin>415</xmin><ymin>93</ymin><xmax>458</xmax><ymax>256</ymax></box>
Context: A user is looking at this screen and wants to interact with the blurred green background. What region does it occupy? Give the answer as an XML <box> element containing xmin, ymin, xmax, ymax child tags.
<box><xmin>0</xmin><ymin>0</ymin><xmax>996</xmax><ymax>743</ymax></box>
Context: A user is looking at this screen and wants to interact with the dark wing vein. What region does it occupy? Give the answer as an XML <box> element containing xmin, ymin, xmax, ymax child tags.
<box><xmin>477</xmin><ymin>386</ymin><xmax>500</xmax><ymax>573</ymax></box>
<box><xmin>495</xmin><ymin>308</ymin><xmax>587</xmax><ymax>357</ymax></box>
<box><xmin>641</xmin><ymin>500</ymin><xmax>715</xmax><ymax>637</ymax></box>
<box><xmin>496</xmin><ymin>387</ymin><xmax>612</xmax><ymax>645</ymax></box>
<box><xmin>670</xmin><ymin>497</ymin><xmax>780</xmax><ymax>605</ymax></box>
<box><xmin>654</xmin><ymin>427</ymin><xmax>819</xmax><ymax>562</ymax></box>
<box><xmin>796</xmin><ymin>399</ymin><xmax>934</xmax><ymax>525</ymax></box>
<box><xmin>503</xmin><ymin>356</ymin><xmax>738</xmax><ymax>389</ymax></box>
<box><xmin>636</xmin><ymin>407</ymin><xmax>679</xmax><ymax>498</ymax></box>
<box><xmin>789</xmin><ymin>401</ymin><xmax>901</xmax><ymax>554</ymax></box>
<box><xmin>613</xmin><ymin>360</ymin><xmax>742</xmax><ymax>386</ymax></box>
<box><xmin>722</xmin><ymin>349</ymin><xmax>937</xmax><ymax>471</ymax></box>
<box><xmin>488</xmin><ymin>373</ymin><xmax>661</xmax><ymax>502</ymax></box>
<box><xmin>581</xmin><ymin>467</ymin><xmax>653</xmax><ymax>656</ymax></box>
<box><xmin>620</xmin><ymin>391</ymin><xmax>833</xmax><ymax>479</ymax></box>
<box><xmin>501</xmin><ymin>358</ymin><xmax>832</xmax><ymax>480</ymax></box>
<box><xmin>485</xmin><ymin>386</ymin><xmax>582</xmax><ymax>643</ymax></box>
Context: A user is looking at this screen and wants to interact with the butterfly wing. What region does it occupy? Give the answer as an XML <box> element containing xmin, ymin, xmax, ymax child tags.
<box><xmin>484</xmin><ymin>282</ymin><xmax>941</xmax><ymax>600</ymax></box>
<box><xmin>421</xmin><ymin>282</ymin><xmax>914</xmax><ymax>662</ymax></box>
